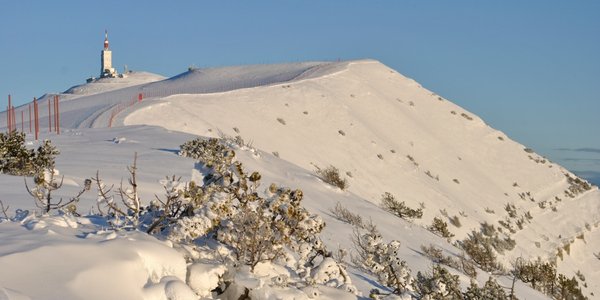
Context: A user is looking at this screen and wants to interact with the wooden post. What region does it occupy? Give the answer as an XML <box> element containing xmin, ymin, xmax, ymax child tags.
<box><xmin>48</xmin><ymin>98</ymin><xmax>51</xmax><ymax>132</ymax></box>
<box><xmin>29</xmin><ymin>103</ymin><xmax>32</xmax><ymax>133</ymax></box>
<box><xmin>33</xmin><ymin>97</ymin><xmax>38</xmax><ymax>140</ymax></box>
<box><xmin>7</xmin><ymin>95</ymin><xmax>12</xmax><ymax>132</ymax></box>
<box><xmin>55</xmin><ymin>95</ymin><xmax>60</xmax><ymax>134</ymax></box>
<box><xmin>11</xmin><ymin>105</ymin><xmax>16</xmax><ymax>132</ymax></box>
<box><xmin>54</xmin><ymin>96</ymin><xmax>57</xmax><ymax>133</ymax></box>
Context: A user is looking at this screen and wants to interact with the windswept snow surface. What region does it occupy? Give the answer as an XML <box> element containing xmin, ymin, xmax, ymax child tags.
<box><xmin>64</xmin><ymin>71</ymin><xmax>167</xmax><ymax>96</ymax></box>
<box><xmin>1</xmin><ymin>59</ymin><xmax>598</xmax><ymax>299</ymax></box>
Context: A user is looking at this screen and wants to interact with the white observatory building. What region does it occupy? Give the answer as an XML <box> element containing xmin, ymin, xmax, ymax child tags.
<box><xmin>100</xmin><ymin>30</ymin><xmax>118</xmax><ymax>78</ymax></box>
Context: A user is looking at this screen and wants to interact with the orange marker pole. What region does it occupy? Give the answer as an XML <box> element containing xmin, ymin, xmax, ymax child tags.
<box><xmin>12</xmin><ymin>106</ymin><xmax>16</xmax><ymax>132</ymax></box>
<box><xmin>7</xmin><ymin>95</ymin><xmax>12</xmax><ymax>132</ymax></box>
<box><xmin>48</xmin><ymin>98</ymin><xmax>51</xmax><ymax>132</ymax></box>
<box><xmin>33</xmin><ymin>98</ymin><xmax>38</xmax><ymax>140</ymax></box>
<box><xmin>54</xmin><ymin>96</ymin><xmax>57</xmax><ymax>133</ymax></box>
<box><xmin>55</xmin><ymin>95</ymin><xmax>60</xmax><ymax>134</ymax></box>
<box><xmin>28</xmin><ymin>103</ymin><xmax>32</xmax><ymax>133</ymax></box>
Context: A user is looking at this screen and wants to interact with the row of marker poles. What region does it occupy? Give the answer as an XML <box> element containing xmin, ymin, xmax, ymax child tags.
<box><xmin>6</xmin><ymin>95</ymin><xmax>61</xmax><ymax>140</ymax></box>
<box><xmin>47</xmin><ymin>95</ymin><xmax>60</xmax><ymax>134</ymax></box>
<box><xmin>33</xmin><ymin>97</ymin><xmax>39</xmax><ymax>140</ymax></box>
<box><xmin>108</xmin><ymin>93</ymin><xmax>143</xmax><ymax>128</ymax></box>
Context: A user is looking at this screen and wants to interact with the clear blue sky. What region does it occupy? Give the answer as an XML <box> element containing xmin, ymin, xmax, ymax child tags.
<box><xmin>1</xmin><ymin>1</ymin><xmax>599</xmax><ymax>183</ymax></box>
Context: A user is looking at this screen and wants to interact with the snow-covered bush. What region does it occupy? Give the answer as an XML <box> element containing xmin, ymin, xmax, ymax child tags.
<box><xmin>179</xmin><ymin>137</ymin><xmax>234</xmax><ymax>175</ymax></box>
<box><xmin>175</xmin><ymin>137</ymin><xmax>356</xmax><ymax>297</ymax></box>
<box><xmin>88</xmin><ymin>137</ymin><xmax>358</xmax><ymax>297</ymax></box>
<box><xmin>315</xmin><ymin>165</ymin><xmax>348</xmax><ymax>190</ymax></box>
<box><xmin>352</xmin><ymin>225</ymin><xmax>413</xmax><ymax>296</ymax></box>
<box><xmin>0</xmin><ymin>132</ymin><xmax>58</xmax><ymax>176</ymax></box>
<box><xmin>413</xmin><ymin>264</ymin><xmax>462</xmax><ymax>299</ymax></box>
<box><xmin>380</xmin><ymin>192</ymin><xmax>423</xmax><ymax>220</ymax></box>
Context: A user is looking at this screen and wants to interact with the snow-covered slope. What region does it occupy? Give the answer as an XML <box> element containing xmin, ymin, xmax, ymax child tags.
<box><xmin>124</xmin><ymin>59</ymin><xmax>600</xmax><ymax>262</ymax></box>
<box><xmin>1</xmin><ymin>59</ymin><xmax>598</xmax><ymax>299</ymax></box>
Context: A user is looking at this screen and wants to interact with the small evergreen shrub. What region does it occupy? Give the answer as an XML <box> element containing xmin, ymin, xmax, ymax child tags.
<box><xmin>428</xmin><ymin>217</ymin><xmax>455</xmax><ymax>239</ymax></box>
<box><xmin>414</xmin><ymin>264</ymin><xmax>462</xmax><ymax>299</ymax></box>
<box><xmin>448</xmin><ymin>215</ymin><xmax>461</xmax><ymax>227</ymax></box>
<box><xmin>514</xmin><ymin>258</ymin><xmax>586</xmax><ymax>299</ymax></box>
<box><xmin>0</xmin><ymin>132</ymin><xmax>58</xmax><ymax>176</ymax></box>
<box><xmin>505</xmin><ymin>202</ymin><xmax>517</xmax><ymax>218</ymax></box>
<box><xmin>460</xmin><ymin>231</ymin><xmax>503</xmax><ymax>273</ymax></box>
<box><xmin>380</xmin><ymin>192</ymin><xmax>423</xmax><ymax>220</ymax></box>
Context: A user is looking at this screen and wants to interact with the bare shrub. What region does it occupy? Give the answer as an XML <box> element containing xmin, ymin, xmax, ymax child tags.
<box><xmin>420</xmin><ymin>244</ymin><xmax>476</xmax><ymax>278</ymax></box>
<box><xmin>316</xmin><ymin>165</ymin><xmax>348</xmax><ymax>190</ymax></box>
<box><xmin>0</xmin><ymin>200</ymin><xmax>10</xmax><ymax>219</ymax></box>
<box><xmin>25</xmin><ymin>168</ymin><xmax>89</xmax><ymax>214</ymax></box>
<box><xmin>330</xmin><ymin>202</ymin><xmax>364</xmax><ymax>228</ymax></box>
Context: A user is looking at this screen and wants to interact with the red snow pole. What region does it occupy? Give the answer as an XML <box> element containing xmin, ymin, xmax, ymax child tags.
<box><xmin>33</xmin><ymin>97</ymin><xmax>39</xmax><ymax>140</ymax></box>
<box><xmin>48</xmin><ymin>98</ymin><xmax>52</xmax><ymax>132</ymax></box>
<box><xmin>54</xmin><ymin>95</ymin><xmax>60</xmax><ymax>134</ymax></box>
<box><xmin>7</xmin><ymin>95</ymin><xmax>12</xmax><ymax>132</ymax></box>
<box><xmin>12</xmin><ymin>105</ymin><xmax>16</xmax><ymax>132</ymax></box>
<box><xmin>138</xmin><ymin>93</ymin><xmax>143</xmax><ymax>102</ymax></box>
<box><xmin>54</xmin><ymin>96</ymin><xmax>57</xmax><ymax>134</ymax></box>
<box><xmin>28</xmin><ymin>103</ymin><xmax>32</xmax><ymax>133</ymax></box>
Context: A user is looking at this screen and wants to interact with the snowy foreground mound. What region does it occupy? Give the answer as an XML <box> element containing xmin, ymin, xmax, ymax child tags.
<box><xmin>1</xmin><ymin>60</ymin><xmax>599</xmax><ymax>299</ymax></box>
<box><xmin>0</xmin><ymin>215</ymin><xmax>189</xmax><ymax>299</ymax></box>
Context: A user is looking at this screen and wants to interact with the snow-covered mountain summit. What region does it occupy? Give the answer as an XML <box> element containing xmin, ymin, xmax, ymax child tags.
<box><xmin>1</xmin><ymin>59</ymin><xmax>598</xmax><ymax>299</ymax></box>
